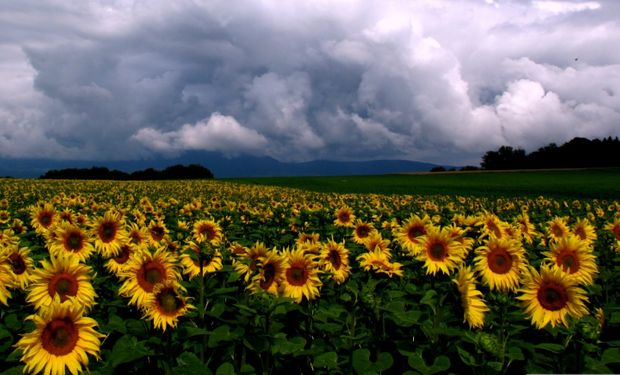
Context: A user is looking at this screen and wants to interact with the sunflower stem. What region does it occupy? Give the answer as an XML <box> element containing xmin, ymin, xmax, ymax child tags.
<box><xmin>199</xmin><ymin>251</ymin><xmax>206</xmax><ymax>363</ymax></box>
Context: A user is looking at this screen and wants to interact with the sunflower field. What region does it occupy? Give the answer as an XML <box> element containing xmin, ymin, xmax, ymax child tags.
<box><xmin>0</xmin><ymin>178</ymin><xmax>619</xmax><ymax>374</ymax></box>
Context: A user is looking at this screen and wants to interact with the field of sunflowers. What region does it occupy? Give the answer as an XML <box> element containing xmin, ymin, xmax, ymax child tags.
<box><xmin>0</xmin><ymin>178</ymin><xmax>619</xmax><ymax>374</ymax></box>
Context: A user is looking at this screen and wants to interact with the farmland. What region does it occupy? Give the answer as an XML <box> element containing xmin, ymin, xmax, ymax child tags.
<box><xmin>0</xmin><ymin>175</ymin><xmax>619</xmax><ymax>374</ymax></box>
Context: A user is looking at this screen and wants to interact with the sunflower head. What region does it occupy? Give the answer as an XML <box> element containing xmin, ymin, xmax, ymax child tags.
<box><xmin>474</xmin><ymin>236</ymin><xmax>527</xmax><ymax>292</ymax></box>
<box><xmin>192</xmin><ymin>219</ymin><xmax>223</xmax><ymax>245</ymax></box>
<box><xmin>453</xmin><ymin>266</ymin><xmax>488</xmax><ymax>329</ymax></box>
<box><xmin>334</xmin><ymin>207</ymin><xmax>355</xmax><ymax>227</ymax></box>
<box><xmin>281</xmin><ymin>247</ymin><xmax>322</xmax><ymax>303</ymax></box>
<box><xmin>352</xmin><ymin>220</ymin><xmax>376</xmax><ymax>245</ymax></box>
<box><xmin>30</xmin><ymin>203</ymin><xmax>57</xmax><ymax>234</ymax></box>
<box><xmin>143</xmin><ymin>282</ymin><xmax>194</xmax><ymax>332</ymax></box>
<box><xmin>417</xmin><ymin>226</ymin><xmax>466</xmax><ymax>276</ymax></box>
<box><xmin>320</xmin><ymin>239</ymin><xmax>351</xmax><ymax>284</ymax></box>
<box><xmin>517</xmin><ymin>264</ymin><xmax>589</xmax><ymax>329</ymax></box>
<box><xmin>15</xmin><ymin>301</ymin><xmax>105</xmax><ymax>375</ymax></box>
<box><xmin>543</xmin><ymin>234</ymin><xmax>597</xmax><ymax>285</ymax></box>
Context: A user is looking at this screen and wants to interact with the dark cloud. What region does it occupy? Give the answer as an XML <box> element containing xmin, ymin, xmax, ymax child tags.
<box><xmin>0</xmin><ymin>0</ymin><xmax>618</xmax><ymax>165</ymax></box>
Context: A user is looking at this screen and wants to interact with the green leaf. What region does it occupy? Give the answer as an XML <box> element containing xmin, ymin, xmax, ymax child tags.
<box><xmin>609</xmin><ymin>312</ymin><xmax>620</xmax><ymax>324</ymax></box>
<box><xmin>407</xmin><ymin>351</ymin><xmax>450</xmax><ymax>375</ymax></box>
<box><xmin>352</xmin><ymin>349</ymin><xmax>393</xmax><ymax>374</ymax></box>
<box><xmin>0</xmin><ymin>366</ymin><xmax>25</xmax><ymax>375</ymax></box>
<box><xmin>534</xmin><ymin>343</ymin><xmax>564</xmax><ymax>353</ymax></box>
<box><xmin>207</xmin><ymin>302</ymin><xmax>227</xmax><ymax>318</ymax></box>
<box><xmin>0</xmin><ymin>328</ymin><xmax>13</xmax><ymax>353</ymax></box>
<box><xmin>387</xmin><ymin>310</ymin><xmax>422</xmax><ymax>327</ymax></box>
<box><xmin>420</xmin><ymin>290</ymin><xmax>437</xmax><ymax>307</ymax></box>
<box><xmin>215</xmin><ymin>362</ymin><xmax>235</xmax><ymax>375</ymax></box>
<box><xmin>486</xmin><ymin>361</ymin><xmax>503</xmax><ymax>371</ymax></box>
<box><xmin>185</xmin><ymin>326</ymin><xmax>210</xmax><ymax>337</ymax></box>
<box><xmin>314</xmin><ymin>351</ymin><xmax>338</xmax><ymax>369</ymax></box>
<box><xmin>110</xmin><ymin>336</ymin><xmax>154</xmax><ymax>368</ymax></box>
<box><xmin>174</xmin><ymin>352</ymin><xmax>211</xmax><ymax>375</ymax></box>
<box><xmin>602</xmin><ymin>348</ymin><xmax>620</xmax><ymax>365</ymax></box>
<box><xmin>272</xmin><ymin>335</ymin><xmax>306</xmax><ymax>355</ymax></box>
<box><xmin>456</xmin><ymin>345</ymin><xmax>478</xmax><ymax>367</ymax></box>
<box><xmin>208</xmin><ymin>325</ymin><xmax>243</xmax><ymax>347</ymax></box>
<box><xmin>3</xmin><ymin>314</ymin><xmax>21</xmax><ymax>330</ymax></box>
<box><xmin>507</xmin><ymin>347</ymin><xmax>524</xmax><ymax>361</ymax></box>
<box><xmin>102</xmin><ymin>315</ymin><xmax>126</xmax><ymax>334</ymax></box>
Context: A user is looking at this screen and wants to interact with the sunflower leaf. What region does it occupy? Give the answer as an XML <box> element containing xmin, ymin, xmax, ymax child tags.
<box><xmin>313</xmin><ymin>351</ymin><xmax>339</xmax><ymax>369</ymax></box>
<box><xmin>110</xmin><ymin>336</ymin><xmax>154</xmax><ymax>368</ymax></box>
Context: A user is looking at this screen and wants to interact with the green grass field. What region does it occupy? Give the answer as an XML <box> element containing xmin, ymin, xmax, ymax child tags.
<box><xmin>228</xmin><ymin>168</ymin><xmax>620</xmax><ymax>199</ymax></box>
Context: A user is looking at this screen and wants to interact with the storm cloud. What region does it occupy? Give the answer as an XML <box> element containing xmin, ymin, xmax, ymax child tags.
<box><xmin>1</xmin><ymin>0</ymin><xmax>619</xmax><ymax>165</ymax></box>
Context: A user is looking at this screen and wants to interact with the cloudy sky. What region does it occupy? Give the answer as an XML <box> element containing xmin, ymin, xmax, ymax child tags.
<box><xmin>1</xmin><ymin>0</ymin><xmax>619</xmax><ymax>166</ymax></box>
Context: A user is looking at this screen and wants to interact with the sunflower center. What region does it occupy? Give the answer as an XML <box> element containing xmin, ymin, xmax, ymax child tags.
<box><xmin>150</xmin><ymin>226</ymin><xmax>165</xmax><ymax>241</ymax></box>
<box><xmin>260</xmin><ymin>264</ymin><xmax>276</xmax><ymax>289</ymax></box>
<box><xmin>157</xmin><ymin>289</ymin><xmax>180</xmax><ymax>313</ymax></box>
<box><xmin>612</xmin><ymin>226</ymin><xmax>620</xmax><ymax>241</ymax></box>
<box><xmin>286</xmin><ymin>265</ymin><xmax>308</xmax><ymax>286</ymax></box>
<box><xmin>199</xmin><ymin>226</ymin><xmax>216</xmax><ymax>240</ymax></box>
<box><xmin>328</xmin><ymin>250</ymin><xmax>342</xmax><ymax>269</ymax></box>
<box><xmin>339</xmin><ymin>213</ymin><xmax>350</xmax><ymax>222</ymax></box>
<box><xmin>130</xmin><ymin>232</ymin><xmax>142</xmax><ymax>244</ymax></box>
<box><xmin>41</xmin><ymin>317</ymin><xmax>79</xmax><ymax>356</ymax></box>
<box><xmin>428</xmin><ymin>242</ymin><xmax>447</xmax><ymax>261</ymax></box>
<box><xmin>137</xmin><ymin>261</ymin><xmax>166</xmax><ymax>292</ymax></box>
<box><xmin>99</xmin><ymin>222</ymin><xmax>117</xmax><ymax>242</ymax></box>
<box><xmin>487</xmin><ymin>249</ymin><xmax>513</xmax><ymax>274</ymax></box>
<box><xmin>66</xmin><ymin>232</ymin><xmax>83</xmax><ymax>250</ymax></box>
<box><xmin>39</xmin><ymin>213</ymin><xmax>53</xmax><ymax>227</ymax></box>
<box><xmin>551</xmin><ymin>224</ymin><xmax>564</xmax><ymax>238</ymax></box>
<box><xmin>557</xmin><ymin>251</ymin><xmax>580</xmax><ymax>274</ymax></box>
<box><xmin>407</xmin><ymin>225</ymin><xmax>425</xmax><ymax>241</ymax></box>
<box><xmin>574</xmin><ymin>227</ymin><xmax>587</xmax><ymax>240</ymax></box>
<box><xmin>537</xmin><ymin>282</ymin><xmax>569</xmax><ymax>311</ymax></box>
<box><xmin>9</xmin><ymin>253</ymin><xmax>26</xmax><ymax>275</ymax></box>
<box><xmin>48</xmin><ymin>273</ymin><xmax>78</xmax><ymax>301</ymax></box>
<box><xmin>113</xmin><ymin>245</ymin><xmax>131</xmax><ymax>264</ymax></box>
<box><xmin>357</xmin><ymin>226</ymin><xmax>370</xmax><ymax>238</ymax></box>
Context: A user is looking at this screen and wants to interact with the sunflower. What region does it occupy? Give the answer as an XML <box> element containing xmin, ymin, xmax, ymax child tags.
<box><xmin>126</xmin><ymin>223</ymin><xmax>150</xmax><ymax>252</ymax></box>
<box><xmin>142</xmin><ymin>282</ymin><xmax>194</xmax><ymax>332</ymax></box>
<box><xmin>352</xmin><ymin>220</ymin><xmax>377</xmax><ymax>245</ymax></box>
<box><xmin>280</xmin><ymin>248</ymin><xmax>322</xmax><ymax>303</ymax></box>
<box><xmin>147</xmin><ymin>220</ymin><xmax>168</xmax><ymax>244</ymax></box>
<box><xmin>514</xmin><ymin>213</ymin><xmax>538</xmax><ymax>244</ymax></box>
<box><xmin>474</xmin><ymin>236</ymin><xmax>528</xmax><ymax>292</ymax></box>
<box><xmin>91</xmin><ymin>211</ymin><xmax>128</xmax><ymax>257</ymax></box>
<box><xmin>477</xmin><ymin>213</ymin><xmax>510</xmax><ymax>239</ymax></box>
<box><xmin>357</xmin><ymin>248</ymin><xmax>404</xmax><ymax>278</ymax></box>
<box><xmin>247</xmin><ymin>250</ymin><xmax>285</xmax><ymax>296</ymax></box>
<box><xmin>296</xmin><ymin>232</ymin><xmax>320</xmax><ymax>247</ymax></box>
<box><xmin>334</xmin><ymin>206</ymin><xmax>355</xmax><ymax>227</ymax></box>
<box><xmin>546</xmin><ymin>216</ymin><xmax>570</xmax><ymax>243</ymax></box>
<box><xmin>26</xmin><ymin>255</ymin><xmax>97</xmax><ymax>311</ymax></box>
<box><xmin>453</xmin><ymin>266</ymin><xmax>488</xmax><ymax>329</ymax></box>
<box><xmin>416</xmin><ymin>227</ymin><xmax>467</xmax><ymax>276</ymax></box>
<box><xmin>320</xmin><ymin>238</ymin><xmax>351</xmax><ymax>284</ymax></box>
<box><xmin>15</xmin><ymin>301</ymin><xmax>105</xmax><ymax>375</ymax></box>
<box><xmin>571</xmin><ymin>219</ymin><xmax>597</xmax><ymax>246</ymax></box>
<box><xmin>192</xmin><ymin>219</ymin><xmax>223</xmax><ymax>245</ymax></box>
<box><xmin>118</xmin><ymin>246</ymin><xmax>180</xmax><ymax>309</ymax></box>
<box><xmin>3</xmin><ymin>244</ymin><xmax>35</xmax><ymax>290</ymax></box>
<box><xmin>30</xmin><ymin>203</ymin><xmax>57</xmax><ymax>235</ymax></box>
<box><xmin>49</xmin><ymin>223</ymin><xmax>95</xmax><ymax>262</ymax></box>
<box><xmin>393</xmin><ymin>214</ymin><xmax>430</xmax><ymax>256</ymax></box>
<box><xmin>605</xmin><ymin>218</ymin><xmax>620</xmax><ymax>242</ymax></box>
<box><xmin>446</xmin><ymin>225</ymin><xmax>475</xmax><ymax>255</ymax></box>
<box><xmin>542</xmin><ymin>235</ymin><xmax>597</xmax><ymax>285</ymax></box>
<box><xmin>104</xmin><ymin>244</ymin><xmax>135</xmax><ymax>277</ymax></box>
<box><xmin>0</xmin><ymin>229</ymin><xmax>19</xmax><ymax>247</ymax></box>
<box><xmin>180</xmin><ymin>241</ymin><xmax>223</xmax><ymax>279</ymax></box>
<box><xmin>0</xmin><ymin>257</ymin><xmax>12</xmax><ymax>305</ymax></box>
<box><xmin>233</xmin><ymin>242</ymin><xmax>269</xmax><ymax>282</ymax></box>
<box><xmin>363</xmin><ymin>231</ymin><xmax>391</xmax><ymax>255</ymax></box>
<box><xmin>517</xmin><ymin>264</ymin><xmax>589</xmax><ymax>329</ymax></box>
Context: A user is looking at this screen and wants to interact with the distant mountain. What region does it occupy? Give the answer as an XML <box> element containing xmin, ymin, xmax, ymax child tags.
<box><xmin>0</xmin><ymin>151</ymin><xmax>449</xmax><ymax>178</ymax></box>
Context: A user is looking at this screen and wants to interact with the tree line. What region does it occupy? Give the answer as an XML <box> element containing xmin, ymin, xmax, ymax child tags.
<box><xmin>40</xmin><ymin>164</ymin><xmax>214</xmax><ymax>180</ymax></box>
<box><xmin>480</xmin><ymin>137</ymin><xmax>620</xmax><ymax>170</ymax></box>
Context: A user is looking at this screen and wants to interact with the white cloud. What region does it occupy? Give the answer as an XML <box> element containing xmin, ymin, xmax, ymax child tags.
<box><xmin>132</xmin><ymin>113</ymin><xmax>269</xmax><ymax>156</ymax></box>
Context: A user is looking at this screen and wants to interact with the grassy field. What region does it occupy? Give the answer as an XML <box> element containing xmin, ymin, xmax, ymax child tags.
<box><xmin>228</xmin><ymin>168</ymin><xmax>620</xmax><ymax>198</ymax></box>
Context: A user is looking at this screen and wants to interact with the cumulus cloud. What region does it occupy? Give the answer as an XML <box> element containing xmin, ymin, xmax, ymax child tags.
<box><xmin>0</xmin><ymin>0</ymin><xmax>619</xmax><ymax>165</ymax></box>
<box><xmin>132</xmin><ymin>113</ymin><xmax>268</xmax><ymax>156</ymax></box>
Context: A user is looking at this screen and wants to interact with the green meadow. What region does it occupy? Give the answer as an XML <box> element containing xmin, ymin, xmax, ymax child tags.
<box><xmin>229</xmin><ymin>168</ymin><xmax>620</xmax><ymax>199</ymax></box>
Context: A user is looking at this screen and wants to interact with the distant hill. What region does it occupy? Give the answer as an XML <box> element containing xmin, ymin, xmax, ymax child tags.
<box><xmin>0</xmin><ymin>151</ymin><xmax>447</xmax><ymax>178</ymax></box>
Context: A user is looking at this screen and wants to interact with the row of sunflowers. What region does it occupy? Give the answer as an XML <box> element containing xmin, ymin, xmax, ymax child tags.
<box><xmin>0</xmin><ymin>178</ymin><xmax>619</xmax><ymax>374</ymax></box>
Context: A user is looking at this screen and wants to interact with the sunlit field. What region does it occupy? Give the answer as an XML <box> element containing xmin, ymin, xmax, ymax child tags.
<box><xmin>1</xmin><ymin>177</ymin><xmax>619</xmax><ymax>374</ymax></box>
